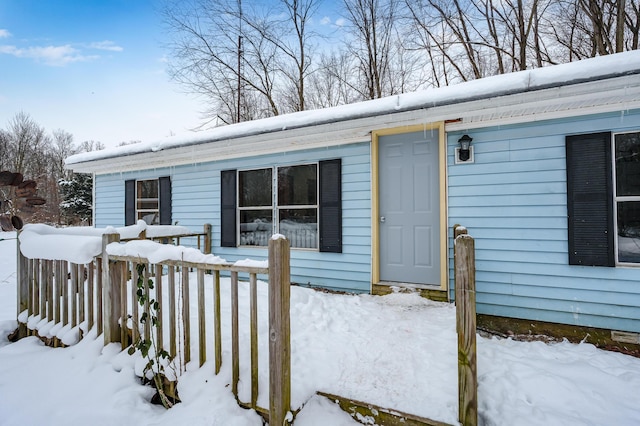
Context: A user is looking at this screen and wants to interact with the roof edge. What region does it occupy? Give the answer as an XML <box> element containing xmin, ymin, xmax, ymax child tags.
<box><xmin>66</xmin><ymin>52</ymin><xmax>640</xmax><ymax>168</ymax></box>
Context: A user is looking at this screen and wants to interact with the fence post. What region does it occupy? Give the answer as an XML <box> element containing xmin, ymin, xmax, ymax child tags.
<box><xmin>213</xmin><ymin>270</ymin><xmax>222</xmax><ymax>374</ymax></box>
<box><xmin>197</xmin><ymin>268</ymin><xmax>206</xmax><ymax>367</ymax></box>
<box><xmin>102</xmin><ymin>232</ymin><xmax>121</xmax><ymax>345</ymax></box>
<box><xmin>453</xmin><ymin>224</ymin><xmax>468</xmax><ymax>309</ymax></box>
<box><xmin>182</xmin><ymin>264</ymin><xmax>191</xmax><ymax>365</ymax></box>
<box><xmin>16</xmin><ymin>231</ymin><xmax>28</xmax><ymax>316</ymax></box>
<box><xmin>454</xmin><ymin>224</ymin><xmax>468</xmax><ymax>239</ymax></box>
<box><xmin>455</xmin><ymin>233</ymin><xmax>477</xmax><ymax>426</ymax></box>
<box><xmin>268</xmin><ymin>236</ymin><xmax>291</xmax><ymax>426</ymax></box>
<box><xmin>204</xmin><ymin>223</ymin><xmax>212</xmax><ymax>254</ymax></box>
<box><xmin>16</xmin><ymin>231</ymin><xmax>28</xmax><ymax>338</ymax></box>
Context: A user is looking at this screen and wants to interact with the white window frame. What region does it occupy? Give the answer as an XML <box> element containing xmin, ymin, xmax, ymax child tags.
<box><xmin>136</xmin><ymin>178</ymin><xmax>159</xmax><ymax>225</ymax></box>
<box><xmin>237</xmin><ymin>167</ymin><xmax>274</xmax><ymax>247</ymax></box>
<box><xmin>237</xmin><ymin>163</ymin><xmax>319</xmax><ymax>249</ymax></box>
<box><xmin>276</xmin><ymin>163</ymin><xmax>319</xmax><ymax>250</ymax></box>
<box><xmin>612</xmin><ymin>130</ymin><xmax>640</xmax><ymax>266</ymax></box>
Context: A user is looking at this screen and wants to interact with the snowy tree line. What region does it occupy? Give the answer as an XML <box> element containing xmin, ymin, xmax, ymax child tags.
<box><xmin>162</xmin><ymin>0</ymin><xmax>639</xmax><ymax>125</ymax></box>
<box><xmin>0</xmin><ymin>111</ymin><xmax>101</xmax><ymax>226</ymax></box>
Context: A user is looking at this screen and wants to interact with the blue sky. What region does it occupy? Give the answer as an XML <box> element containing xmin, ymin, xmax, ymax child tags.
<box><xmin>0</xmin><ymin>0</ymin><xmax>206</xmax><ymax>148</ymax></box>
<box><xmin>0</xmin><ymin>0</ymin><xmax>346</xmax><ymax>149</ymax></box>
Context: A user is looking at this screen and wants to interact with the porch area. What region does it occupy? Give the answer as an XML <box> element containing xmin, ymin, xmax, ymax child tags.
<box><xmin>2</xmin><ymin>224</ymin><xmax>638</xmax><ymax>425</ymax></box>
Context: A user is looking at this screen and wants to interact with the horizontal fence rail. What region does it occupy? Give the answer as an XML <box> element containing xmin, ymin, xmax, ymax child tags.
<box><xmin>15</xmin><ymin>226</ymin><xmax>291</xmax><ymax>425</ymax></box>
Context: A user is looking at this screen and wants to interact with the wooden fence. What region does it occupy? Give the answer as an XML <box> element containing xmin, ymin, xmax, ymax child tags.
<box><xmin>16</xmin><ymin>228</ymin><xmax>291</xmax><ymax>426</ymax></box>
<box><xmin>15</xmin><ymin>222</ymin><xmax>475</xmax><ymax>426</ymax></box>
<box><xmin>454</xmin><ymin>225</ymin><xmax>477</xmax><ymax>426</ymax></box>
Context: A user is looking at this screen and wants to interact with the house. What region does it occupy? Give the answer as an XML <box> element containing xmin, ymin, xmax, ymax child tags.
<box><xmin>66</xmin><ymin>51</ymin><xmax>640</xmax><ymax>342</ymax></box>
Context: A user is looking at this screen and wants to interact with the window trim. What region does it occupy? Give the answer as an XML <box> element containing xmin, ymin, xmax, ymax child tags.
<box><xmin>124</xmin><ymin>176</ymin><xmax>171</xmax><ymax>226</ymax></box>
<box><xmin>612</xmin><ymin>130</ymin><xmax>640</xmax><ymax>266</ymax></box>
<box><xmin>276</xmin><ymin>163</ymin><xmax>319</xmax><ymax>250</ymax></box>
<box><xmin>220</xmin><ymin>159</ymin><xmax>342</xmax><ymax>253</ymax></box>
<box><xmin>136</xmin><ymin>178</ymin><xmax>160</xmax><ymax>225</ymax></box>
<box><xmin>237</xmin><ymin>163</ymin><xmax>320</xmax><ymax>250</ymax></box>
<box><xmin>237</xmin><ymin>167</ymin><xmax>275</xmax><ymax>248</ymax></box>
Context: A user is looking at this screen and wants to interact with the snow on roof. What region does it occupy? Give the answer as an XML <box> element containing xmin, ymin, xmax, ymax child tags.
<box><xmin>66</xmin><ymin>51</ymin><xmax>640</xmax><ymax>167</ymax></box>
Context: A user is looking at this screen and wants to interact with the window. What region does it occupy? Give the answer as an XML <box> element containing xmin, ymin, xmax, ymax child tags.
<box><xmin>221</xmin><ymin>159</ymin><xmax>341</xmax><ymax>252</ymax></box>
<box><xmin>137</xmin><ymin>179</ymin><xmax>159</xmax><ymax>225</ymax></box>
<box><xmin>614</xmin><ymin>131</ymin><xmax>640</xmax><ymax>264</ymax></box>
<box><xmin>566</xmin><ymin>131</ymin><xmax>640</xmax><ymax>267</ymax></box>
<box><xmin>239</xmin><ymin>168</ymin><xmax>273</xmax><ymax>246</ymax></box>
<box><xmin>277</xmin><ymin>164</ymin><xmax>318</xmax><ymax>248</ymax></box>
<box><xmin>237</xmin><ymin>165</ymin><xmax>318</xmax><ymax>248</ymax></box>
<box><xmin>125</xmin><ymin>176</ymin><xmax>171</xmax><ymax>226</ymax></box>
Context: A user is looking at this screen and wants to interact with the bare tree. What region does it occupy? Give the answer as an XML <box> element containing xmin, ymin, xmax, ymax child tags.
<box><xmin>50</xmin><ymin>129</ymin><xmax>75</xmax><ymax>179</ymax></box>
<box><xmin>307</xmin><ymin>50</ymin><xmax>364</xmax><ymax>108</ymax></box>
<box><xmin>0</xmin><ymin>129</ymin><xmax>10</xmax><ymax>172</ymax></box>
<box><xmin>342</xmin><ymin>0</ymin><xmax>399</xmax><ymax>99</ymax></box>
<box><xmin>404</xmin><ymin>0</ymin><xmax>487</xmax><ymax>83</ymax></box>
<box><xmin>162</xmin><ymin>0</ymin><xmax>323</xmax><ymax>124</ymax></box>
<box><xmin>0</xmin><ymin>113</ymin><xmax>101</xmax><ymax>225</ymax></box>
<box><xmin>544</xmin><ymin>0</ymin><xmax>636</xmax><ymax>60</ymax></box>
<box><xmin>486</xmin><ymin>0</ymin><xmax>549</xmax><ymax>70</ymax></box>
<box><xmin>44</xmin><ymin>129</ymin><xmax>76</xmax><ymax>223</ymax></box>
<box><xmin>77</xmin><ymin>140</ymin><xmax>105</xmax><ymax>153</ymax></box>
<box><xmin>162</xmin><ymin>0</ymin><xmax>274</xmax><ymax>123</ymax></box>
<box><xmin>273</xmin><ymin>0</ymin><xmax>322</xmax><ymax>112</ymax></box>
<box><xmin>3</xmin><ymin>111</ymin><xmax>49</xmax><ymax>177</ymax></box>
<box><xmin>1</xmin><ymin>112</ymin><xmax>52</xmax><ymax>223</ymax></box>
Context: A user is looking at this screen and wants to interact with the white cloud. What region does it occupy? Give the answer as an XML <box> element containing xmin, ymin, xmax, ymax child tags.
<box><xmin>0</xmin><ymin>44</ymin><xmax>98</xmax><ymax>66</ymax></box>
<box><xmin>320</xmin><ymin>16</ymin><xmax>331</xmax><ymax>25</ymax></box>
<box><xmin>0</xmin><ymin>35</ymin><xmax>122</xmax><ymax>66</ymax></box>
<box><xmin>88</xmin><ymin>40</ymin><xmax>123</xmax><ymax>52</ymax></box>
<box><xmin>335</xmin><ymin>18</ymin><xmax>345</xmax><ymax>27</ymax></box>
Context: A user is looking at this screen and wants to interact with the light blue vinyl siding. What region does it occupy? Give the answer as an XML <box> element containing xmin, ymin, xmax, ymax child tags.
<box><xmin>94</xmin><ymin>142</ymin><xmax>372</xmax><ymax>293</ymax></box>
<box><xmin>448</xmin><ymin>109</ymin><xmax>640</xmax><ymax>333</ymax></box>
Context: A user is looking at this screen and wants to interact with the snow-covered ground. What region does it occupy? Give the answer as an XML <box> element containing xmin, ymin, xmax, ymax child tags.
<box><xmin>1</xmin><ymin>230</ymin><xmax>640</xmax><ymax>426</ymax></box>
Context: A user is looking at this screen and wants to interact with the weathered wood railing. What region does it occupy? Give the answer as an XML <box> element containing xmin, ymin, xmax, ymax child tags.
<box><xmin>123</xmin><ymin>223</ymin><xmax>212</xmax><ymax>254</ymax></box>
<box><xmin>17</xmin><ymin>257</ymin><xmax>100</xmax><ymax>345</ymax></box>
<box><xmin>454</xmin><ymin>224</ymin><xmax>477</xmax><ymax>426</ymax></box>
<box><xmin>16</xmin><ymin>228</ymin><xmax>292</xmax><ymax>426</ymax></box>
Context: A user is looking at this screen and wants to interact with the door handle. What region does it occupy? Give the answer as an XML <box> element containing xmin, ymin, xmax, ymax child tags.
<box><xmin>380</xmin><ymin>216</ymin><xmax>385</xmax><ymax>223</ymax></box>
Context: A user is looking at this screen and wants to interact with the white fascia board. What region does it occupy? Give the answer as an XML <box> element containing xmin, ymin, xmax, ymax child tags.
<box><xmin>446</xmin><ymin>99</ymin><xmax>640</xmax><ymax>132</ymax></box>
<box><xmin>68</xmin><ymin>109</ymin><xmax>434</xmax><ymax>174</ymax></box>
<box><xmin>71</xmin><ymin>74</ymin><xmax>640</xmax><ymax>175</ymax></box>
<box><xmin>446</xmin><ymin>79</ymin><xmax>640</xmax><ymax>131</ymax></box>
<box><xmin>71</xmin><ymin>126</ymin><xmax>368</xmax><ymax>174</ymax></box>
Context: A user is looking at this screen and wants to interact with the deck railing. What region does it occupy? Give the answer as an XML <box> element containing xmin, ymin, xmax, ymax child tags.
<box><xmin>15</xmin><ymin>226</ymin><xmax>291</xmax><ymax>426</ymax></box>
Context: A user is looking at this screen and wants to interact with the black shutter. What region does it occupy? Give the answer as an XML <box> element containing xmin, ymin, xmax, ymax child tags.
<box><xmin>125</xmin><ymin>179</ymin><xmax>135</xmax><ymax>226</ymax></box>
<box><xmin>159</xmin><ymin>176</ymin><xmax>172</xmax><ymax>225</ymax></box>
<box><xmin>221</xmin><ymin>169</ymin><xmax>237</xmax><ymax>247</ymax></box>
<box><xmin>319</xmin><ymin>159</ymin><xmax>342</xmax><ymax>253</ymax></box>
<box><xmin>566</xmin><ymin>132</ymin><xmax>614</xmax><ymax>266</ymax></box>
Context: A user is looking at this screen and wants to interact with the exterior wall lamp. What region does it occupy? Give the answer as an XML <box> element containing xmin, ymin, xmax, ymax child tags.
<box><xmin>456</xmin><ymin>134</ymin><xmax>474</xmax><ymax>164</ymax></box>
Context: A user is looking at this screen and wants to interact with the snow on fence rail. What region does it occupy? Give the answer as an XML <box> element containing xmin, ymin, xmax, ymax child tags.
<box><xmin>15</xmin><ymin>224</ymin><xmax>292</xmax><ymax>426</ymax></box>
